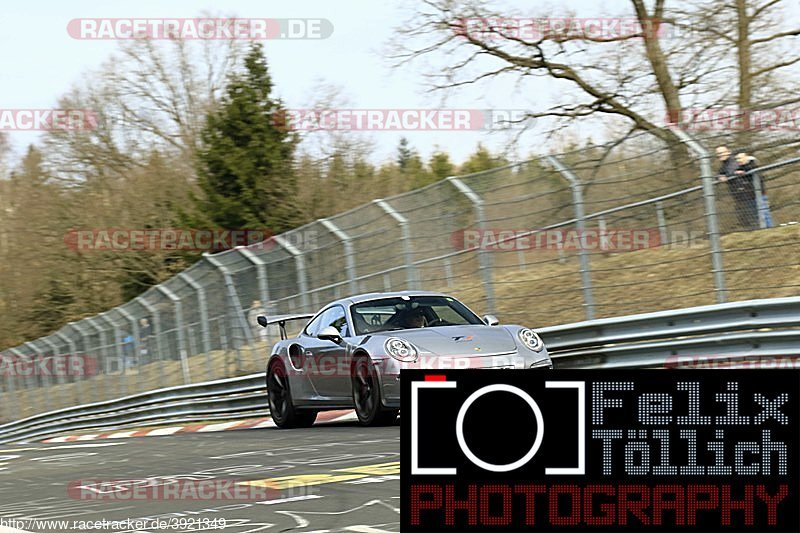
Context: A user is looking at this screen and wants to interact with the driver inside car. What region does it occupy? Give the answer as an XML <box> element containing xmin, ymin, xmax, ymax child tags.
<box><xmin>400</xmin><ymin>308</ymin><xmax>427</xmax><ymax>329</ymax></box>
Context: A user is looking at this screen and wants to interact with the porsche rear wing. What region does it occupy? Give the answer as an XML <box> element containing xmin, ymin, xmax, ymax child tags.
<box><xmin>256</xmin><ymin>313</ymin><xmax>315</xmax><ymax>340</ymax></box>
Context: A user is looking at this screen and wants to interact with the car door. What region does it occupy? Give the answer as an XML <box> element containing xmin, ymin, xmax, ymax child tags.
<box><xmin>306</xmin><ymin>305</ymin><xmax>351</xmax><ymax>400</ymax></box>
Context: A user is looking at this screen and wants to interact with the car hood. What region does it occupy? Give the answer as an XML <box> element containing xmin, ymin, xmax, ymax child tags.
<box><xmin>381</xmin><ymin>325</ymin><xmax>517</xmax><ymax>356</ymax></box>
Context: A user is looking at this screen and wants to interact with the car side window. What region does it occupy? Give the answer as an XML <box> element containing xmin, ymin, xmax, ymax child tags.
<box><xmin>322</xmin><ymin>305</ymin><xmax>348</xmax><ymax>337</ymax></box>
<box><xmin>303</xmin><ymin>312</ymin><xmax>325</xmax><ymax>337</ymax></box>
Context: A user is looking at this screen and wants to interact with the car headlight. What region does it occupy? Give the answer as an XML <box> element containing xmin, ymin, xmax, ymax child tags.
<box><xmin>518</xmin><ymin>328</ymin><xmax>545</xmax><ymax>352</ymax></box>
<box><xmin>385</xmin><ymin>338</ymin><xmax>418</xmax><ymax>362</ymax></box>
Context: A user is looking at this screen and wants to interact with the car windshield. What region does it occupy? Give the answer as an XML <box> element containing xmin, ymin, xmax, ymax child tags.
<box><xmin>350</xmin><ymin>295</ymin><xmax>483</xmax><ymax>335</ymax></box>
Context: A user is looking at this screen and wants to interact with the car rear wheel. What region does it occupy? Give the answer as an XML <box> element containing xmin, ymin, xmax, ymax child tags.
<box><xmin>352</xmin><ymin>356</ymin><xmax>398</xmax><ymax>426</ymax></box>
<box><xmin>267</xmin><ymin>359</ymin><xmax>317</xmax><ymax>429</ymax></box>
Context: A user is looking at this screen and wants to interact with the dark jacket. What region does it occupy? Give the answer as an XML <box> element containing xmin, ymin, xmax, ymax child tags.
<box><xmin>736</xmin><ymin>158</ymin><xmax>767</xmax><ymax>195</ymax></box>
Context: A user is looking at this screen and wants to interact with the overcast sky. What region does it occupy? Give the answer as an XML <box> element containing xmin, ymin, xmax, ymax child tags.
<box><xmin>4</xmin><ymin>0</ymin><xmax>795</xmax><ymax>167</ymax></box>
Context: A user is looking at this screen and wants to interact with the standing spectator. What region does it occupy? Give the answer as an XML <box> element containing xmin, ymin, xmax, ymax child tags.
<box><xmin>716</xmin><ymin>145</ymin><xmax>758</xmax><ymax>230</ymax></box>
<box><xmin>735</xmin><ymin>152</ymin><xmax>774</xmax><ymax>228</ymax></box>
<box><xmin>139</xmin><ymin>318</ymin><xmax>153</xmax><ymax>364</ymax></box>
<box><xmin>247</xmin><ymin>300</ymin><xmax>268</xmax><ymax>343</ymax></box>
<box><xmin>122</xmin><ymin>333</ymin><xmax>136</xmax><ymax>371</ymax></box>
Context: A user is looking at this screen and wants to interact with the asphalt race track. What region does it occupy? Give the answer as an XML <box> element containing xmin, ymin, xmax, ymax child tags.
<box><xmin>0</xmin><ymin>419</ymin><xmax>400</xmax><ymax>533</ymax></box>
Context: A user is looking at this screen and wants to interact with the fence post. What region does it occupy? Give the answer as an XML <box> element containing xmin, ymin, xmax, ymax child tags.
<box><xmin>8</xmin><ymin>347</ymin><xmax>37</xmax><ymax>416</ymax></box>
<box><xmin>55</xmin><ymin>330</ymin><xmax>79</xmax><ymax>408</ymax></box>
<box><xmin>656</xmin><ymin>201</ymin><xmax>669</xmax><ymax>245</ymax></box>
<box><xmin>24</xmin><ymin>341</ymin><xmax>51</xmax><ymax>412</ymax></box>
<box><xmin>66</xmin><ymin>322</ymin><xmax>96</xmax><ymax>404</ymax></box>
<box><xmin>203</xmin><ymin>254</ymin><xmax>253</xmax><ymax>372</ymax></box>
<box><xmin>39</xmin><ymin>338</ymin><xmax>67</xmax><ymax>411</ymax></box>
<box><xmin>116</xmin><ymin>307</ymin><xmax>141</xmax><ymax>392</ymax></box>
<box><xmin>236</xmin><ymin>247</ymin><xmax>272</xmax><ymax>313</ymax></box>
<box><xmin>178</xmin><ymin>272</ymin><xmax>213</xmax><ymax>381</ymax></box>
<box><xmin>547</xmin><ymin>156</ymin><xmax>596</xmax><ymax>320</ymax></box>
<box><xmin>156</xmin><ymin>285</ymin><xmax>191</xmax><ymax>385</ymax></box>
<box><xmin>374</xmin><ymin>199</ymin><xmax>418</xmax><ymax>291</ymax></box>
<box><xmin>320</xmin><ymin>218</ymin><xmax>358</xmax><ymax>295</ymax></box>
<box><xmin>1</xmin><ymin>349</ymin><xmax>20</xmax><ymax>421</ymax></box>
<box><xmin>135</xmin><ymin>296</ymin><xmax>165</xmax><ymax>389</ymax></box>
<box><xmin>272</xmin><ymin>236</ymin><xmax>311</xmax><ymax>311</ymax></box>
<box><xmin>447</xmin><ymin>178</ymin><xmax>496</xmax><ymax>313</ymax></box>
<box><xmin>670</xmin><ymin>127</ymin><xmax>727</xmax><ymax>303</ymax></box>
<box><xmin>752</xmin><ymin>174</ymin><xmax>766</xmax><ymax>229</ymax></box>
<box><xmin>100</xmin><ymin>313</ymin><xmax>127</xmax><ymax>397</ymax></box>
<box><xmin>86</xmin><ymin>317</ymin><xmax>112</xmax><ymax>402</ymax></box>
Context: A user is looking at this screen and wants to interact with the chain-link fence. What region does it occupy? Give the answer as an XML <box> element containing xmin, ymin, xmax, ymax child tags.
<box><xmin>2</xmin><ymin>124</ymin><xmax>799</xmax><ymax>421</ymax></box>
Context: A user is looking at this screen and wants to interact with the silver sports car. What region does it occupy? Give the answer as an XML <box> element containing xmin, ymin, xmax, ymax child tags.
<box><xmin>257</xmin><ymin>291</ymin><xmax>551</xmax><ymax>428</ymax></box>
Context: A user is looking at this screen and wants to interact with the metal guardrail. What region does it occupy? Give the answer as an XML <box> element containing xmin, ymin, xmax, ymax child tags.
<box><xmin>0</xmin><ymin>374</ymin><xmax>267</xmax><ymax>444</ymax></box>
<box><xmin>0</xmin><ymin>296</ymin><xmax>797</xmax><ymax>444</ymax></box>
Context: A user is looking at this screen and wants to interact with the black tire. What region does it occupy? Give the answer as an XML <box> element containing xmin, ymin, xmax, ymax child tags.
<box><xmin>267</xmin><ymin>359</ymin><xmax>318</xmax><ymax>429</ymax></box>
<box><xmin>352</xmin><ymin>356</ymin><xmax>399</xmax><ymax>426</ymax></box>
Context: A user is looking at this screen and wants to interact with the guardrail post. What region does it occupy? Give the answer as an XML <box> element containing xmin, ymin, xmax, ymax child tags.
<box><xmin>204</xmin><ymin>254</ymin><xmax>253</xmax><ymax>372</ymax></box>
<box><xmin>156</xmin><ymin>285</ymin><xmax>191</xmax><ymax>385</ymax></box>
<box><xmin>40</xmin><ymin>337</ymin><xmax>70</xmax><ymax>411</ymax></box>
<box><xmin>670</xmin><ymin>127</ymin><xmax>727</xmax><ymax>303</ymax></box>
<box><xmin>320</xmin><ymin>219</ymin><xmax>358</xmax><ymax>295</ymax></box>
<box><xmin>374</xmin><ymin>199</ymin><xmax>419</xmax><ymax>291</ymax></box>
<box><xmin>272</xmin><ymin>236</ymin><xmax>311</xmax><ymax>311</ymax></box>
<box><xmin>547</xmin><ymin>156</ymin><xmax>596</xmax><ymax>320</ymax></box>
<box><xmin>235</xmin><ymin>247</ymin><xmax>273</xmax><ymax>313</ymax></box>
<box><xmin>86</xmin><ymin>317</ymin><xmax>112</xmax><ymax>402</ymax></box>
<box><xmin>447</xmin><ymin>177</ymin><xmax>496</xmax><ymax>314</ymax></box>
<box><xmin>135</xmin><ymin>296</ymin><xmax>165</xmax><ymax>389</ymax></box>
<box><xmin>8</xmin><ymin>347</ymin><xmax>36</xmax><ymax>417</ymax></box>
<box><xmin>24</xmin><ymin>341</ymin><xmax>52</xmax><ymax>412</ymax></box>
<box><xmin>100</xmin><ymin>313</ymin><xmax>128</xmax><ymax>397</ymax></box>
<box><xmin>178</xmin><ymin>272</ymin><xmax>213</xmax><ymax>380</ymax></box>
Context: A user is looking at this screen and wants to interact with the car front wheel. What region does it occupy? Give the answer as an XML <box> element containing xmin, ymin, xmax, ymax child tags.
<box><xmin>267</xmin><ymin>359</ymin><xmax>317</xmax><ymax>429</ymax></box>
<box><xmin>352</xmin><ymin>356</ymin><xmax>398</xmax><ymax>426</ymax></box>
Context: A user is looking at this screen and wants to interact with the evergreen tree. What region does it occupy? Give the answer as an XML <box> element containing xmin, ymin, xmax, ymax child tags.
<box><xmin>429</xmin><ymin>150</ymin><xmax>454</xmax><ymax>180</ymax></box>
<box><xmin>197</xmin><ymin>43</ymin><xmax>298</xmax><ymax>236</ymax></box>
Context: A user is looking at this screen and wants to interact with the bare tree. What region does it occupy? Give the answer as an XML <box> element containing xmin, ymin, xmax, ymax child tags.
<box><xmin>392</xmin><ymin>0</ymin><xmax>799</xmax><ymax>145</ymax></box>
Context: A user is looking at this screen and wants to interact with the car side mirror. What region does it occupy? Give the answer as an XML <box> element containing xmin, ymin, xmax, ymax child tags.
<box><xmin>483</xmin><ymin>314</ymin><xmax>499</xmax><ymax>326</ymax></box>
<box><xmin>257</xmin><ymin>315</ymin><xmax>268</xmax><ymax>328</ymax></box>
<box><xmin>317</xmin><ymin>326</ymin><xmax>343</xmax><ymax>344</ymax></box>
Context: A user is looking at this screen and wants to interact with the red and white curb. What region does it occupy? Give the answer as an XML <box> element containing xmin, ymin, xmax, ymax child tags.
<box><xmin>42</xmin><ymin>410</ymin><xmax>358</xmax><ymax>443</ymax></box>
